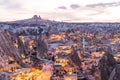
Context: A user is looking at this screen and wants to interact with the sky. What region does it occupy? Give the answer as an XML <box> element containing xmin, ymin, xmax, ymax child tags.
<box><xmin>0</xmin><ymin>0</ymin><xmax>120</xmax><ymax>22</ymax></box>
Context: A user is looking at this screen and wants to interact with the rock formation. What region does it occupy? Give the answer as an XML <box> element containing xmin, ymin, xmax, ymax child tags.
<box><xmin>111</xmin><ymin>64</ymin><xmax>120</xmax><ymax>80</ymax></box>
<box><xmin>36</xmin><ymin>36</ymin><xmax>48</xmax><ymax>58</ymax></box>
<box><xmin>0</xmin><ymin>31</ymin><xmax>22</xmax><ymax>64</ymax></box>
<box><xmin>99</xmin><ymin>52</ymin><xmax>116</xmax><ymax>80</ymax></box>
<box><xmin>70</xmin><ymin>51</ymin><xmax>81</xmax><ymax>68</ymax></box>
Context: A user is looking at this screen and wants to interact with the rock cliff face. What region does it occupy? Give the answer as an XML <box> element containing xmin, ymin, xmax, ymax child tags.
<box><xmin>16</xmin><ymin>36</ymin><xmax>27</xmax><ymax>55</ymax></box>
<box><xmin>36</xmin><ymin>36</ymin><xmax>48</xmax><ymax>58</ymax></box>
<box><xmin>99</xmin><ymin>53</ymin><xmax>116</xmax><ymax>80</ymax></box>
<box><xmin>113</xmin><ymin>64</ymin><xmax>120</xmax><ymax>80</ymax></box>
<box><xmin>0</xmin><ymin>31</ymin><xmax>22</xmax><ymax>64</ymax></box>
<box><xmin>70</xmin><ymin>51</ymin><xmax>81</xmax><ymax>68</ymax></box>
<box><xmin>0</xmin><ymin>30</ymin><xmax>48</xmax><ymax>67</ymax></box>
<box><xmin>108</xmin><ymin>64</ymin><xmax>120</xmax><ymax>80</ymax></box>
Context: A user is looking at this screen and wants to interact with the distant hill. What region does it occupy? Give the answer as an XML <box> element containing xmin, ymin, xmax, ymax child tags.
<box><xmin>6</xmin><ymin>15</ymin><xmax>55</xmax><ymax>25</ymax></box>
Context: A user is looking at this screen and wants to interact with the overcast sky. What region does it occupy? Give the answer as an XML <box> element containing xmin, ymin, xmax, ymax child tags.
<box><xmin>0</xmin><ymin>0</ymin><xmax>120</xmax><ymax>22</ymax></box>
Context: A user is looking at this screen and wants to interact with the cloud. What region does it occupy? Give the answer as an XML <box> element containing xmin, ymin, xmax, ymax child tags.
<box><xmin>70</xmin><ymin>4</ymin><xmax>80</xmax><ymax>9</ymax></box>
<box><xmin>57</xmin><ymin>6</ymin><xmax>67</xmax><ymax>10</ymax></box>
<box><xmin>86</xmin><ymin>2</ymin><xmax>120</xmax><ymax>8</ymax></box>
<box><xmin>0</xmin><ymin>0</ymin><xmax>22</xmax><ymax>10</ymax></box>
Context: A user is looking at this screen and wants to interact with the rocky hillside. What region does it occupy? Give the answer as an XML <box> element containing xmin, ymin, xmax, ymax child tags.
<box><xmin>0</xmin><ymin>31</ymin><xmax>22</xmax><ymax>64</ymax></box>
